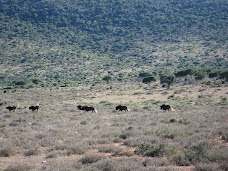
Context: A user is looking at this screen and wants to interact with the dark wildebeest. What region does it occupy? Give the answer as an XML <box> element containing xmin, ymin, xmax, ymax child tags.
<box><xmin>6</xmin><ymin>106</ymin><xmax>17</xmax><ymax>112</ymax></box>
<box><xmin>29</xmin><ymin>104</ymin><xmax>39</xmax><ymax>112</ymax></box>
<box><xmin>78</xmin><ymin>105</ymin><xmax>97</xmax><ymax>113</ymax></box>
<box><xmin>116</xmin><ymin>105</ymin><xmax>130</xmax><ymax>112</ymax></box>
<box><xmin>160</xmin><ymin>104</ymin><xmax>174</xmax><ymax>111</ymax></box>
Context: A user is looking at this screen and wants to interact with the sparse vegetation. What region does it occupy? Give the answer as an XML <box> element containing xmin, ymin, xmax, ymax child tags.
<box><xmin>0</xmin><ymin>82</ymin><xmax>227</xmax><ymax>170</ymax></box>
<box><xmin>0</xmin><ymin>0</ymin><xmax>227</xmax><ymax>170</ymax></box>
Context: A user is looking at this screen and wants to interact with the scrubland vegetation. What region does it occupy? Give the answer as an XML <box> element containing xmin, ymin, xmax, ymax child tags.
<box><xmin>0</xmin><ymin>81</ymin><xmax>227</xmax><ymax>170</ymax></box>
<box><xmin>0</xmin><ymin>0</ymin><xmax>228</xmax><ymax>170</ymax></box>
<box><xmin>0</xmin><ymin>0</ymin><xmax>227</xmax><ymax>89</ymax></box>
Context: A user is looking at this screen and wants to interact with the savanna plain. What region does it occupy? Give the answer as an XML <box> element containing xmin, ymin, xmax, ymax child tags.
<box><xmin>0</xmin><ymin>81</ymin><xmax>227</xmax><ymax>171</ymax></box>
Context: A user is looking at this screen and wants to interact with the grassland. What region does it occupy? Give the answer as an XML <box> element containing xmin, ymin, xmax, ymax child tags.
<box><xmin>0</xmin><ymin>82</ymin><xmax>227</xmax><ymax>171</ymax></box>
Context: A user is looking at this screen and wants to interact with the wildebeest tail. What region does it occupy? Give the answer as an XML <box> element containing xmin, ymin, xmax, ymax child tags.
<box><xmin>127</xmin><ymin>108</ymin><xmax>130</xmax><ymax>112</ymax></box>
<box><xmin>94</xmin><ymin>108</ymin><xmax>97</xmax><ymax>113</ymax></box>
<box><xmin>171</xmin><ymin>107</ymin><xmax>175</xmax><ymax>111</ymax></box>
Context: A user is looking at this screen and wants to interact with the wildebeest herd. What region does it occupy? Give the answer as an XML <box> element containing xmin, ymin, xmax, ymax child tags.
<box><xmin>6</xmin><ymin>104</ymin><xmax>40</xmax><ymax>112</ymax></box>
<box><xmin>6</xmin><ymin>104</ymin><xmax>174</xmax><ymax>113</ymax></box>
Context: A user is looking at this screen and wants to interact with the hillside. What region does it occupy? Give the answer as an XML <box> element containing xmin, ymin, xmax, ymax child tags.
<box><xmin>0</xmin><ymin>0</ymin><xmax>228</xmax><ymax>88</ymax></box>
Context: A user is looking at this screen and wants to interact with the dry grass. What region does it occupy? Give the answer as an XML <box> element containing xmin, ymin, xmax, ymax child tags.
<box><xmin>0</xmin><ymin>82</ymin><xmax>227</xmax><ymax>170</ymax></box>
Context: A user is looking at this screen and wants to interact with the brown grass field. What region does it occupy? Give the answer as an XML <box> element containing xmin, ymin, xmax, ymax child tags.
<box><xmin>0</xmin><ymin>82</ymin><xmax>227</xmax><ymax>171</ymax></box>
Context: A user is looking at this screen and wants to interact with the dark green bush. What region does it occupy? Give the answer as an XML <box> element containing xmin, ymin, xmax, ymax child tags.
<box><xmin>14</xmin><ymin>80</ymin><xmax>27</xmax><ymax>86</ymax></box>
<box><xmin>32</xmin><ymin>79</ymin><xmax>40</xmax><ymax>84</ymax></box>
<box><xmin>173</xmin><ymin>142</ymin><xmax>212</xmax><ymax>166</ymax></box>
<box><xmin>195</xmin><ymin>72</ymin><xmax>206</xmax><ymax>80</ymax></box>
<box><xmin>135</xmin><ymin>143</ymin><xmax>176</xmax><ymax>157</ymax></box>
<box><xmin>139</xmin><ymin>72</ymin><xmax>152</xmax><ymax>77</ymax></box>
<box><xmin>156</xmin><ymin>129</ymin><xmax>177</xmax><ymax>139</ymax></box>
<box><xmin>220</xmin><ymin>70</ymin><xmax>228</xmax><ymax>81</ymax></box>
<box><xmin>78</xmin><ymin>154</ymin><xmax>104</xmax><ymax>164</ymax></box>
<box><xmin>209</xmin><ymin>71</ymin><xmax>219</xmax><ymax>78</ymax></box>
<box><xmin>142</xmin><ymin>76</ymin><xmax>156</xmax><ymax>84</ymax></box>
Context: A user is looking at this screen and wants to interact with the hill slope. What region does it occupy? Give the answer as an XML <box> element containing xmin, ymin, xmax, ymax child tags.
<box><xmin>0</xmin><ymin>0</ymin><xmax>227</xmax><ymax>88</ymax></box>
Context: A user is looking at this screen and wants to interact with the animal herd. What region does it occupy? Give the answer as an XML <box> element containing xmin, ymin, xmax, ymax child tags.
<box><xmin>5</xmin><ymin>104</ymin><xmax>174</xmax><ymax>113</ymax></box>
<box><xmin>6</xmin><ymin>104</ymin><xmax>40</xmax><ymax>112</ymax></box>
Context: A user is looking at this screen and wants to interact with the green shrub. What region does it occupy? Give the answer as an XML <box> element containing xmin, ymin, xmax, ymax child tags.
<box><xmin>195</xmin><ymin>72</ymin><xmax>206</xmax><ymax>80</ymax></box>
<box><xmin>142</xmin><ymin>76</ymin><xmax>156</xmax><ymax>84</ymax></box>
<box><xmin>170</xmin><ymin>118</ymin><xmax>178</xmax><ymax>123</ymax></box>
<box><xmin>156</xmin><ymin>129</ymin><xmax>177</xmax><ymax>139</ymax></box>
<box><xmin>139</xmin><ymin>72</ymin><xmax>152</xmax><ymax>77</ymax></box>
<box><xmin>97</xmin><ymin>145</ymin><xmax>122</xmax><ymax>155</ymax></box>
<box><xmin>14</xmin><ymin>80</ymin><xmax>27</xmax><ymax>86</ymax></box>
<box><xmin>24</xmin><ymin>148</ymin><xmax>39</xmax><ymax>156</ymax></box>
<box><xmin>0</xmin><ymin>147</ymin><xmax>16</xmax><ymax>157</ymax></box>
<box><xmin>32</xmin><ymin>79</ymin><xmax>40</xmax><ymax>84</ymax></box>
<box><xmin>78</xmin><ymin>154</ymin><xmax>104</xmax><ymax>164</ymax></box>
<box><xmin>66</xmin><ymin>145</ymin><xmax>87</xmax><ymax>155</ymax></box>
<box><xmin>178</xmin><ymin>118</ymin><xmax>191</xmax><ymax>125</ymax></box>
<box><xmin>195</xmin><ymin>162</ymin><xmax>219</xmax><ymax>171</ymax></box>
<box><xmin>119</xmin><ymin>132</ymin><xmax>134</xmax><ymax>139</ymax></box>
<box><xmin>4</xmin><ymin>164</ymin><xmax>32</xmax><ymax>171</ymax></box>
<box><xmin>135</xmin><ymin>143</ymin><xmax>177</xmax><ymax>157</ymax></box>
<box><xmin>80</xmin><ymin>121</ymin><xmax>87</xmax><ymax>125</ymax></box>
<box><xmin>209</xmin><ymin>71</ymin><xmax>219</xmax><ymax>78</ymax></box>
<box><xmin>99</xmin><ymin>100</ymin><xmax>112</xmax><ymax>106</ymax></box>
<box><xmin>220</xmin><ymin>70</ymin><xmax>228</xmax><ymax>81</ymax></box>
<box><xmin>173</xmin><ymin>142</ymin><xmax>212</xmax><ymax>166</ymax></box>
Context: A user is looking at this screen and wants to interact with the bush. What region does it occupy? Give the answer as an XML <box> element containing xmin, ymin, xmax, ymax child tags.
<box><xmin>195</xmin><ymin>72</ymin><xmax>206</xmax><ymax>80</ymax></box>
<box><xmin>220</xmin><ymin>70</ymin><xmax>228</xmax><ymax>81</ymax></box>
<box><xmin>170</xmin><ymin>118</ymin><xmax>178</xmax><ymax>123</ymax></box>
<box><xmin>175</xmin><ymin>68</ymin><xmax>195</xmax><ymax>77</ymax></box>
<box><xmin>209</xmin><ymin>71</ymin><xmax>219</xmax><ymax>78</ymax></box>
<box><xmin>24</xmin><ymin>148</ymin><xmax>39</xmax><ymax>156</ymax></box>
<box><xmin>142</xmin><ymin>76</ymin><xmax>156</xmax><ymax>84</ymax></box>
<box><xmin>78</xmin><ymin>154</ymin><xmax>104</xmax><ymax>164</ymax></box>
<box><xmin>156</xmin><ymin>129</ymin><xmax>177</xmax><ymax>139</ymax></box>
<box><xmin>14</xmin><ymin>80</ymin><xmax>27</xmax><ymax>86</ymax></box>
<box><xmin>195</xmin><ymin>162</ymin><xmax>219</xmax><ymax>171</ymax></box>
<box><xmin>173</xmin><ymin>142</ymin><xmax>212</xmax><ymax>166</ymax></box>
<box><xmin>119</xmin><ymin>131</ymin><xmax>134</xmax><ymax>139</ymax></box>
<box><xmin>4</xmin><ymin>164</ymin><xmax>31</xmax><ymax>171</ymax></box>
<box><xmin>66</xmin><ymin>144</ymin><xmax>88</xmax><ymax>155</ymax></box>
<box><xmin>139</xmin><ymin>72</ymin><xmax>152</xmax><ymax>77</ymax></box>
<box><xmin>135</xmin><ymin>143</ymin><xmax>176</xmax><ymax>157</ymax></box>
<box><xmin>219</xmin><ymin>160</ymin><xmax>228</xmax><ymax>171</ymax></box>
<box><xmin>0</xmin><ymin>147</ymin><xmax>16</xmax><ymax>157</ymax></box>
<box><xmin>32</xmin><ymin>79</ymin><xmax>40</xmax><ymax>84</ymax></box>
<box><xmin>98</xmin><ymin>145</ymin><xmax>122</xmax><ymax>156</ymax></box>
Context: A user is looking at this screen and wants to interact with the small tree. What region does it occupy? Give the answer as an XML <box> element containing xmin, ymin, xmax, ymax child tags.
<box><xmin>139</xmin><ymin>72</ymin><xmax>152</xmax><ymax>78</ymax></box>
<box><xmin>195</xmin><ymin>72</ymin><xmax>206</xmax><ymax>81</ymax></box>
<box><xmin>220</xmin><ymin>70</ymin><xmax>228</xmax><ymax>81</ymax></box>
<box><xmin>209</xmin><ymin>71</ymin><xmax>219</xmax><ymax>78</ymax></box>
<box><xmin>160</xmin><ymin>74</ymin><xmax>175</xmax><ymax>89</ymax></box>
<box><xmin>32</xmin><ymin>79</ymin><xmax>40</xmax><ymax>85</ymax></box>
<box><xmin>14</xmin><ymin>80</ymin><xmax>27</xmax><ymax>86</ymax></box>
<box><xmin>142</xmin><ymin>76</ymin><xmax>156</xmax><ymax>84</ymax></box>
<box><xmin>175</xmin><ymin>68</ymin><xmax>195</xmax><ymax>77</ymax></box>
<box><xmin>103</xmin><ymin>75</ymin><xmax>112</xmax><ymax>83</ymax></box>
